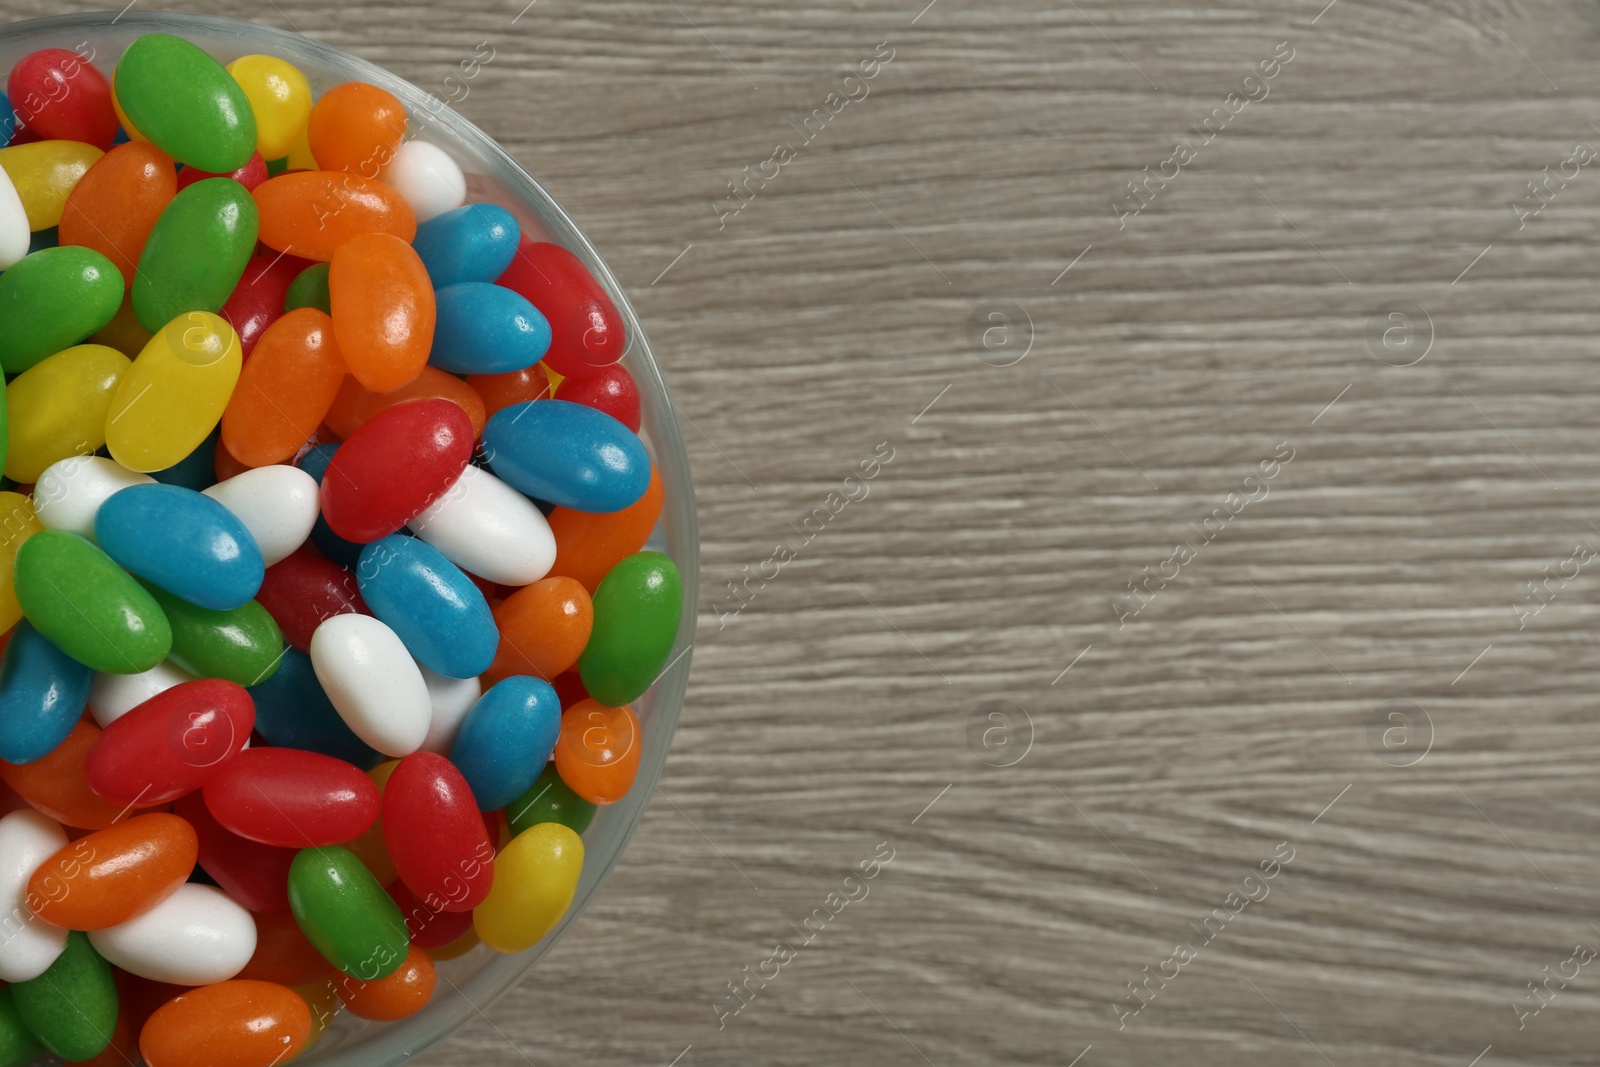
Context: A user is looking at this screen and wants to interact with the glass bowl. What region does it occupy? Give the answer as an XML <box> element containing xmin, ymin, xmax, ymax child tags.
<box><xmin>0</xmin><ymin>10</ymin><xmax>697</xmax><ymax>1065</ymax></box>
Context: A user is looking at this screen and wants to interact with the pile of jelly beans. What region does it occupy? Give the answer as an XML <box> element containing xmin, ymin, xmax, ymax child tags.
<box><xmin>0</xmin><ymin>30</ymin><xmax>682</xmax><ymax>1067</ymax></box>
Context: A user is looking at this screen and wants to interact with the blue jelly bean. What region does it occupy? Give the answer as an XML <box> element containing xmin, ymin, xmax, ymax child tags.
<box><xmin>449</xmin><ymin>676</ymin><xmax>561</xmax><ymax>810</ymax></box>
<box><xmin>0</xmin><ymin>93</ymin><xmax>12</xmax><ymax>146</ymax></box>
<box><xmin>483</xmin><ymin>399</ymin><xmax>650</xmax><ymax>513</ymax></box>
<box><xmin>356</xmin><ymin>534</ymin><xmax>497</xmax><ymax>679</ymax></box>
<box><xmin>95</xmin><ymin>483</ymin><xmax>264</xmax><ymax>610</ymax></box>
<box><xmin>248</xmin><ymin>647</ymin><xmax>381</xmax><ymax>769</ymax></box>
<box><xmin>149</xmin><ymin>426</ymin><xmax>219</xmax><ymax>491</ymax></box>
<box><xmin>0</xmin><ymin>621</ymin><xmax>93</xmax><ymax>764</ymax></box>
<box><xmin>428</xmin><ymin>283</ymin><xmax>549</xmax><ymax>375</ymax></box>
<box><xmin>412</xmin><ymin>204</ymin><xmax>519</xmax><ymax>288</ymax></box>
<box><xmin>26</xmin><ymin>227</ymin><xmax>57</xmax><ymax>255</ymax></box>
<box><xmin>296</xmin><ymin>442</ymin><xmax>362</xmax><ymax>570</ymax></box>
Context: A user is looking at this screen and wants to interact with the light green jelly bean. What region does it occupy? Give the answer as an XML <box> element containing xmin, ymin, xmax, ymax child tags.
<box><xmin>507</xmin><ymin>763</ymin><xmax>596</xmax><ymax>838</ymax></box>
<box><xmin>14</xmin><ymin>530</ymin><xmax>171</xmax><ymax>673</ymax></box>
<box><xmin>578</xmin><ymin>551</ymin><xmax>683</xmax><ymax>706</ymax></box>
<box><xmin>140</xmin><ymin>581</ymin><xmax>284</xmax><ymax>685</ymax></box>
<box><xmin>11</xmin><ymin>931</ymin><xmax>116</xmax><ymax>1062</ymax></box>
<box><xmin>285</xmin><ymin>261</ymin><xmax>330</xmax><ymax>314</ymax></box>
<box><xmin>288</xmin><ymin>846</ymin><xmax>411</xmax><ymax>980</ymax></box>
<box><xmin>133</xmin><ymin>177</ymin><xmax>260</xmax><ymax>332</ymax></box>
<box><xmin>115</xmin><ymin>34</ymin><xmax>257</xmax><ymax>173</ymax></box>
<box><xmin>0</xmin><ymin>988</ymin><xmax>43</xmax><ymax>1067</ymax></box>
<box><xmin>0</xmin><ymin>246</ymin><xmax>124</xmax><ymax>373</ymax></box>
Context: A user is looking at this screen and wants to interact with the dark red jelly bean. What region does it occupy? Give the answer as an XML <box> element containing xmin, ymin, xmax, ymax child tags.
<box><xmin>553</xmin><ymin>364</ymin><xmax>641</xmax><ymax>433</ymax></box>
<box><xmin>6</xmin><ymin>48</ymin><xmax>118</xmax><ymax>148</ymax></box>
<box><xmin>85</xmin><ymin>679</ymin><xmax>255</xmax><ymax>805</ymax></box>
<box><xmin>201</xmin><ymin>747</ymin><xmax>379</xmax><ymax>847</ymax></box>
<box><xmin>220</xmin><ymin>249</ymin><xmax>309</xmax><ymax>358</ymax></box>
<box><xmin>551</xmin><ymin>671</ymin><xmax>589</xmax><ymax>709</ymax></box>
<box><xmin>256</xmin><ymin>546</ymin><xmax>368</xmax><ymax>652</ymax></box>
<box><xmin>496</xmin><ymin>238</ymin><xmax>624</xmax><ymax>380</ymax></box>
<box><xmin>382</xmin><ymin>752</ymin><xmax>494</xmax><ymax>913</ymax></box>
<box><xmin>386</xmin><ymin>878</ymin><xmax>474</xmax><ymax>949</ymax></box>
<box><xmin>175</xmin><ymin>150</ymin><xmax>268</xmax><ymax>193</ymax></box>
<box><xmin>173</xmin><ymin>791</ymin><xmax>296</xmax><ymax>913</ymax></box>
<box><xmin>321</xmin><ymin>398</ymin><xmax>472</xmax><ymax>543</ymax></box>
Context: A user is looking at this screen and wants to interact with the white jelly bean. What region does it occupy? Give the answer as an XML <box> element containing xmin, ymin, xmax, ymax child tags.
<box><xmin>0</xmin><ymin>810</ymin><xmax>68</xmax><ymax>982</ymax></box>
<box><xmin>89</xmin><ymin>883</ymin><xmax>256</xmax><ymax>986</ymax></box>
<box><xmin>309</xmin><ymin>614</ymin><xmax>431</xmax><ymax>756</ymax></box>
<box><xmin>88</xmin><ymin>659</ymin><xmax>195</xmax><ymax>727</ymax></box>
<box><xmin>33</xmin><ymin>456</ymin><xmax>155</xmax><ymax>543</ymax></box>
<box><xmin>0</xmin><ymin>168</ymin><xmax>28</xmax><ymax>270</ymax></box>
<box><xmin>382</xmin><ymin>139</ymin><xmax>466</xmax><ymax>223</ymax></box>
<box><xmin>419</xmin><ymin>664</ymin><xmax>481</xmax><ymax>754</ymax></box>
<box><xmin>408</xmin><ymin>464</ymin><xmax>555</xmax><ymax>585</ymax></box>
<box><xmin>202</xmin><ymin>464</ymin><xmax>320</xmax><ymax>566</ymax></box>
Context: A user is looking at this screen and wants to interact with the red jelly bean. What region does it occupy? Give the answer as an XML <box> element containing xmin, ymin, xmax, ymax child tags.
<box><xmin>386</xmin><ymin>878</ymin><xmax>474</xmax><ymax>949</ymax></box>
<box><xmin>554</xmin><ymin>363</ymin><xmax>641</xmax><ymax>433</ymax></box>
<box><xmin>175</xmin><ymin>150</ymin><xmax>268</xmax><ymax>193</ymax></box>
<box><xmin>497</xmin><ymin>238</ymin><xmax>625</xmax><ymax>379</ymax></box>
<box><xmin>85</xmin><ymin>679</ymin><xmax>255</xmax><ymax>805</ymax></box>
<box><xmin>320</xmin><ymin>398</ymin><xmax>472</xmax><ymax>543</ymax></box>
<box><xmin>219</xmin><ymin>250</ymin><xmax>307</xmax><ymax>358</ymax></box>
<box><xmin>236</xmin><ymin>909</ymin><xmax>334</xmax><ymax>985</ymax></box>
<box><xmin>172</xmin><ymin>792</ymin><xmax>296</xmax><ymax>914</ymax></box>
<box><xmin>201</xmin><ymin>747</ymin><xmax>379</xmax><ymax>847</ymax></box>
<box><xmin>7</xmin><ymin>48</ymin><xmax>118</xmax><ymax>148</ymax></box>
<box><xmin>254</xmin><ymin>547</ymin><xmax>367</xmax><ymax>652</ymax></box>
<box><xmin>382</xmin><ymin>752</ymin><xmax>494</xmax><ymax>914</ymax></box>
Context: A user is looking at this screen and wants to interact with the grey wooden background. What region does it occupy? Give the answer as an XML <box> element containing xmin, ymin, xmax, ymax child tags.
<box><xmin>15</xmin><ymin>0</ymin><xmax>1600</xmax><ymax>1063</ymax></box>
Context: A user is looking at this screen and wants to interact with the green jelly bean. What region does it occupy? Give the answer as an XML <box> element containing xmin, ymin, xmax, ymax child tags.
<box><xmin>114</xmin><ymin>34</ymin><xmax>257</xmax><ymax>173</ymax></box>
<box><xmin>288</xmin><ymin>846</ymin><xmax>410</xmax><ymax>980</ymax></box>
<box><xmin>141</xmin><ymin>582</ymin><xmax>283</xmax><ymax>685</ymax></box>
<box><xmin>266</xmin><ymin>155</ymin><xmax>289</xmax><ymax>177</ymax></box>
<box><xmin>11</xmin><ymin>931</ymin><xmax>116</xmax><ymax>1062</ymax></box>
<box><xmin>0</xmin><ymin>988</ymin><xmax>43</xmax><ymax>1067</ymax></box>
<box><xmin>508</xmin><ymin>763</ymin><xmax>596</xmax><ymax>838</ymax></box>
<box><xmin>133</xmin><ymin>177</ymin><xmax>260</xmax><ymax>333</ymax></box>
<box><xmin>0</xmin><ymin>247</ymin><xmax>124</xmax><ymax>374</ymax></box>
<box><xmin>285</xmin><ymin>261</ymin><xmax>330</xmax><ymax>314</ymax></box>
<box><xmin>578</xmin><ymin>551</ymin><xmax>683</xmax><ymax>706</ymax></box>
<box><xmin>14</xmin><ymin>531</ymin><xmax>171</xmax><ymax>673</ymax></box>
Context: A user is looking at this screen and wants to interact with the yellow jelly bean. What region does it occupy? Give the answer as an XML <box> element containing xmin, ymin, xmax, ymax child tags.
<box><xmin>5</xmin><ymin>344</ymin><xmax>130</xmax><ymax>483</ymax></box>
<box><xmin>104</xmin><ymin>311</ymin><xmax>241</xmax><ymax>473</ymax></box>
<box><xmin>0</xmin><ymin>140</ymin><xmax>104</xmax><ymax>230</ymax></box>
<box><xmin>0</xmin><ymin>493</ymin><xmax>44</xmax><ymax>634</ymax></box>
<box><xmin>343</xmin><ymin>759</ymin><xmax>399</xmax><ymax>889</ymax></box>
<box><xmin>109</xmin><ymin>74</ymin><xmax>148</xmax><ymax>142</ymax></box>
<box><xmin>227</xmin><ymin>55</ymin><xmax>313</xmax><ymax>162</ymax></box>
<box><xmin>472</xmin><ymin>822</ymin><xmax>583</xmax><ymax>954</ymax></box>
<box><xmin>291</xmin><ymin>978</ymin><xmax>342</xmax><ymax>1050</ymax></box>
<box><xmin>91</xmin><ymin>295</ymin><xmax>154</xmax><ymax>358</ymax></box>
<box><xmin>285</xmin><ymin>126</ymin><xmax>318</xmax><ymax>171</ymax></box>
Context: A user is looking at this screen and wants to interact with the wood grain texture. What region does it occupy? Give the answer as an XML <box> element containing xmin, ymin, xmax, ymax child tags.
<box><xmin>13</xmin><ymin>0</ymin><xmax>1600</xmax><ymax>1062</ymax></box>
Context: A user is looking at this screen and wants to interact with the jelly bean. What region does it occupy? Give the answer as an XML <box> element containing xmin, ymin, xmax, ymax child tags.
<box><xmin>213</xmin><ymin>436</ymin><xmax>250</xmax><ymax>482</ymax></box>
<box><xmin>4</xmin><ymin>344</ymin><xmax>128</xmax><ymax>482</ymax></box>
<box><xmin>217</xmin><ymin>250</ymin><xmax>302</xmax><ymax>357</ymax></box>
<box><xmin>85</xmin><ymin>678</ymin><xmax>253</xmax><ymax>804</ymax></box>
<box><xmin>412</xmin><ymin>203</ymin><xmax>519</xmax><ymax>288</ymax></box>
<box><xmin>309</xmin><ymin>613</ymin><xmax>431</xmax><ymax>757</ymax></box>
<box><xmin>321</xmin><ymin>398</ymin><xmax>472</xmax><ymax>543</ymax></box>
<box><xmin>142</xmin><ymin>584</ymin><xmax>283</xmax><ymax>687</ymax></box>
<box><xmin>109</xmin><ymin>84</ymin><xmax>144</xmax><ymax>143</ymax></box>
<box><xmin>254</xmin><ymin>546</ymin><xmax>366</xmax><ymax>652</ymax></box>
<box><xmin>0</xmin><ymin>492</ymin><xmax>43</xmax><ymax>634</ymax></box>
<box><xmin>547</xmin><ymin>465</ymin><xmax>663</xmax><ymax>592</ymax></box>
<box><xmin>429</xmin><ymin>925</ymin><xmax>479</xmax><ymax>961</ymax></box>
<box><xmin>32</xmin><ymin>455</ymin><xmax>153</xmax><ymax>542</ymax></box>
<box><xmin>419</xmin><ymin>664</ymin><xmax>480</xmax><ymax>755</ymax></box>
<box><xmin>294</xmin><ymin>442</ymin><xmax>361</xmax><ymax>569</ymax></box>
<box><xmin>488</xmin><ymin>577</ymin><xmax>592</xmax><ymax>683</ymax></box>
<box><xmin>0</xmin><ymin>245</ymin><xmax>123</xmax><ymax>373</ymax></box>
<box><xmin>170</xmin><ymin>791</ymin><xmax>293</xmax><ymax>915</ymax></box>
<box><xmin>292</xmin><ymin>976</ymin><xmax>341</xmax><ymax>1050</ymax></box>
<box><xmin>221</xmin><ymin>308</ymin><xmax>344</xmax><ymax>467</ymax></box>
<box><xmin>484</xmin><ymin>399</ymin><xmax>650</xmax><ymax>513</ymax></box>
<box><xmin>329</xmin><ymin>231</ymin><xmax>435</xmax><ymax>392</ymax></box>
<box><xmin>237</xmin><ymin>909</ymin><xmax>332</xmax><ymax>985</ymax></box>
<box><xmin>133</xmin><ymin>178</ymin><xmax>260</xmax><ymax>332</ymax></box>
<box><xmin>204</xmin><ymin>747</ymin><xmax>377</xmax><ymax>847</ymax></box>
<box><xmin>173</xmin><ymin>150</ymin><xmax>266</xmax><ymax>192</ymax></box>
<box><xmin>507</xmin><ymin>763</ymin><xmax>597</xmax><ymax>838</ymax></box>
<box><xmin>325</xmin><ymin>365</ymin><xmax>486</xmax><ymax>441</ymax></box>
<box><xmin>556</xmin><ymin>362</ymin><xmax>642</xmax><ymax>433</ymax></box>
<box><xmin>356</xmin><ymin>534</ymin><xmax>497</xmax><ymax>679</ymax></box>
<box><xmin>0</xmin><ymin>167</ymin><xmax>26</xmax><ymax>269</ymax></box>
<box><xmin>450</xmin><ymin>677</ymin><xmax>561</xmax><ymax>811</ymax></box>
<box><xmin>0</xmin><ymin>620</ymin><xmax>93</xmax><ymax>763</ymax></box>
<box><xmin>138</xmin><ymin>979</ymin><xmax>310</xmax><ymax>1067</ymax></box>
<box><xmin>58</xmin><ymin>143</ymin><xmax>172</xmax><ymax>294</ymax></box>
<box><xmin>307</xmin><ymin>83</ymin><xmax>405</xmax><ymax>177</ymax></box>
<box><xmin>11</xmin><ymin>930</ymin><xmax>117</xmax><ymax>1061</ymax></box>
<box><xmin>96</xmin><ymin>483</ymin><xmax>265</xmax><ymax>610</ymax></box>
<box><xmin>498</xmin><ymin>238</ymin><xmax>625</xmax><ymax>379</ymax></box>
<box><xmin>0</xmin><ymin>810</ymin><xmax>69</xmax><ymax>982</ymax></box>
<box><xmin>0</xmin><ymin>90</ymin><xmax>11</xmax><ymax>145</ymax></box>
<box><xmin>63</xmin><ymin>1009</ymin><xmax>135</xmax><ymax>1067</ymax></box>
<box><xmin>472</xmin><ymin>822</ymin><xmax>582</xmax><ymax>953</ymax></box>
<box><xmin>387</xmin><ymin>877</ymin><xmax>473</xmax><ymax>949</ymax></box>
<box><xmin>88</xmin><ymin>659</ymin><xmax>192</xmax><ymax>727</ymax></box>
<box><xmin>343</xmin><ymin>759</ymin><xmax>398</xmax><ymax>888</ymax></box>
<box><xmin>334</xmin><ymin>941</ymin><xmax>436</xmax><ymax>1021</ymax></box>
<box><xmin>0</xmin><ymin>140</ymin><xmax>103</xmax><ymax>230</ymax></box>
<box><xmin>579</xmin><ymin>551</ymin><xmax>682</xmax><ymax>705</ymax></box>
<box><xmin>382</xmin><ymin>139</ymin><xmax>464</xmax><ymax>223</ymax></box>
<box><xmin>383</xmin><ymin>752</ymin><xmax>494</xmax><ymax>913</ymax></box>
<box><xmin>226</xmin><ymin>55</ymin><xmax>312</xmax><ymax>161</ymax></box>
<box><xmin>90</xmin><ymin>882</ymin><xmax>255</xmax><ymax>985</ymax></box>
<box><xmin>91</xmin><ymin>292</ymin><xmax>154</xmax><ymax>355</ymax></box>
<box><xmin>553</xmin><ymin>699</ymin><xmax>642</xmax><ymax>805</ymax></box>
<box><xmin>287</xmin><ymin>845</ymin><xmax>409</xmax><ymax>979</ymax></box>
<box><xmin>253</xmin><ymin>170</ymin><xmax>416</xmax><ymax>261</ymax></box>
<box><xmin>0</xmin><ymin>721</ymin><xmax>136</xmax><ymax>829</ymax></box>
<box><xmin>29</xmin><ymin>813</ymin><xmax>196</xmax><ymax>929</ymax></box>
<box><xmin>105</xmin><ymin>311</ymin><xmax>241</xmax><ymax>473</ymax></box>
<box><xmin>148</xmin><ymin>426</ymin><xmax>222</xmax><ymax>491</ymax></box>
<box><xmin>7</xmin><ymin>49</ymin><xmax>117</xmax><ymax>149</ymax></box>
<box><xmin>202</xmin><ymin>465</ymin><xmax>320</xmax><ymax>567</ymax></box>
<box><xmin>248</xmin><ymin>647</ymin><xmax>379</xmax><ymax>768</ymax></box>
<box><xmin>283</xmin><ymin>260</ymin><xmax>328</xmax><ymax>312</ymax></box>
<box><xmin>113</xmin><ymin>34</ymin><xmax>256</xmax><ymax>172</ymax></box>
<box><xmin>14</xmin><ymin>530</ymin><xmax>171</xmax><ymax>673</ymax></box>
<box><xmin>0</xmin><ymin>987</ymin><xmax>43</xmax><ymax>1067</ymax></box>
<box><xmin>430</xmin><ymin>282</ymin><xmax>550</xmax><ymax>375</ymax></box>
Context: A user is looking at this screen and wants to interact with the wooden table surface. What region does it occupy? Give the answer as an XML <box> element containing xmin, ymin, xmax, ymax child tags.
<box><xmin>13</xmin><ymin>0</ymin><xmax>1600</xmax><ymax>1063</ymax></box>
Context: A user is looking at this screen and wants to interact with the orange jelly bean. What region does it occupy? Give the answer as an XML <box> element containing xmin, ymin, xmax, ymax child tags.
<box><xmin>252</xmin><ymin>170</ymin><xmax>416</xmax><ymax>261</ymax></box>
<box><xmin>333</xmin><ymin>942</ymin><xmax>435</xmax><ymax>1021</ymax></box>
<box><xmin>139</xmin><ymin>979</ymin><xmax>311</xmax><ymax>1067</ymax></box>
<box><xmin>307</xmin><ymin>82</ymin><xmax>406</xmax><ymax>177</ymax></box>
<box><xmin>547</xmin><ymin>466</ymin><xmax>665</xmax><ymax>593</ymax></box>
<box><xmin>58</xmin><ymin>141</ymin><xmax>176</xmax><ymax>291</ymax></box>
<box><xmin>91</xmin><ymin>292</ymin><xmax>155</xmax><ymax>357</ymax></box>
<box><xmin>325</xmin><ymin>365</ymin><xmax>487</xmax><ymax>441</ymax></box>
<box><xmin>221</xmin><ymin>308</ymin><xmax>346</xmax><ymax>466</ymax></box>
<box><xmin>487</xmin><ymin>577</ymin><xmax>593</xmax><ymax>682</ymax></box>
<box><xmin>0</xmin><ymin>720</ymin><xmax>150</xmax><ymax>830</ymax></box>
<box><xmin>238</xmin><ymin>910</ymin><xmax>334</xmax><ymax>987</ymax></box>
<box><xmin>468</xmin><ymin>364</ymin><xmax>550</xmax><ymax>420</ymax></box>
<box><xmin>553</xmin><ymin>699</ymin><xmax>641</xmax><ymax>805</ymax></box>
<box><xmin>28</xmin><ymin>812</ymin><xmax>197</xmax><ymax>930</ymax></box>
<box><xmin>328</xmin><ymin>231</ymin><xmax>435</xmax><ymax>393</ymax></box>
